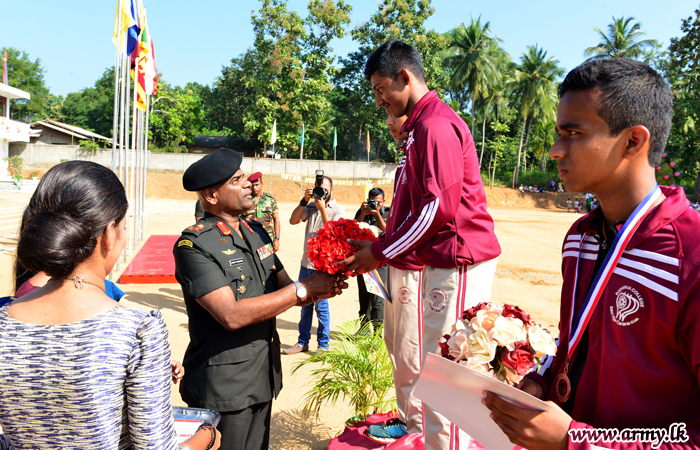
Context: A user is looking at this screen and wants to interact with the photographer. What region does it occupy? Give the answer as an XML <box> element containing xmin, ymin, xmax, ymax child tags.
<box><xmin>285</xmin><ymin>172</ymin><xmax>346</xmax><ymax>354</ymax></box>
<box><xmin>355</xmin><ymin>187</ymin><xmax>388</xmax><ymax>232</ymax></box>
<box><xmin>354</xmin><ymin>187</ymin><xmax>389</xmax><ymax>330</ymax></box>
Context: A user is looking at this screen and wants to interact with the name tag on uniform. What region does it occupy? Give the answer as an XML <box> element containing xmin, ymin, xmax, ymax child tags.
<box><xmin>257</xmin><ymin>243</ymin><xmax>274</xmax><ymax>261</ymax></box>
<box><xmin>229</xmin><ymin>258</ymin><xmax>244</xmax><ymax>266</ymax></box>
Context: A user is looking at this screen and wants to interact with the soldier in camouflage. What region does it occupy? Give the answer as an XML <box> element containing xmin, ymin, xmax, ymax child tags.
<box><xmin>240</xmin><ymin>172</ymin><xmax>281</xmax><ymax>252</ymax></box>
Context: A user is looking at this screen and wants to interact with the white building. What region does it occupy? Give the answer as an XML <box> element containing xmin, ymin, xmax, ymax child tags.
<box><xmin>0</xmin><ymin>82</ymin><xmax>31</xmax><ymax>180</ymax></box>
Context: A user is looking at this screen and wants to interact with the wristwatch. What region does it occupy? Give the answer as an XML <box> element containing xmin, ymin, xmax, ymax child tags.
<box><xmin>274</xmin><ymin>236</ymin><xmax>280</xmax><ymax>240</ymax></box>
<box><xmin>294</xmin><ymin>280</ymin><xmax>308</xmax><ymax>301</ymax></box>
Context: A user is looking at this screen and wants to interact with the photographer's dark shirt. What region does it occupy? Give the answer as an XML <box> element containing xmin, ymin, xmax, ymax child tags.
<box><xmin>354</xmin><ymin>206</ymin><xmax>389</xmax><ymax>227</ymax></box>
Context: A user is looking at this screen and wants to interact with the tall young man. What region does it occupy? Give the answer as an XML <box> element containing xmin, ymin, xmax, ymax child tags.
<box><xmin>342</xmin><ymin>40</ymin><xmax>502</xmax><ymax>450</ymax></box>
<box><xmin>484</xmin><ymin>59</ymin><xmax>700</xmax><ymax>450</ymax></box>
<box><xmin>364</xmin><ymin>113</ymin><xmax>426</xmax><ymax>443</ymax></box>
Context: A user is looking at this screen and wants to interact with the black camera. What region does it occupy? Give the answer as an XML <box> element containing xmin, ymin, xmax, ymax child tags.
<box><xmin>312</xmin><ymin>170</ymin><xmax>328</xmax><ymax>200</ymax></box>
<box><xmin>367</xmin><ymin>199</ymin><xmax>379</xmax><ymax>210</ymax></box>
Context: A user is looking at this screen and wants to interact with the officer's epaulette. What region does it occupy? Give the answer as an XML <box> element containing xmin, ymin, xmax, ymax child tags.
<box><xmin>182</xmin><ymin>221</ymin><xmax>212</xmax><ymax>236</ymax></box>
<box><xmin>240</xmin><ymin>218</ymin><xmax>259</xmax><ymax>235</ymax></box>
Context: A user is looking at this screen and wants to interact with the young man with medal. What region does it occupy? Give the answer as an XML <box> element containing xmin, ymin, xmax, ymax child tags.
<box><xmin>484</xmin><ymin>59</ymin><xmax>700</xmax><ymax>450</ymax></box>
<box><xmin>173</xmin><ymin>148</ymin><xmax>347</xmax><ymax>450</ymax></box>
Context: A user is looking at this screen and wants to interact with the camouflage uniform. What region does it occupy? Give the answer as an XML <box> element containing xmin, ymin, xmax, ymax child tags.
<box><xmin>241</xmin><ymin>192</ymin><xmax>279</xmax><ymax>241</ymax></box>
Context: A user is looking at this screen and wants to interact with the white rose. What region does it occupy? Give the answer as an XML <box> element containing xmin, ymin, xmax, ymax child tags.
<box><xmin>471</xmin><ymin>307</ymin><xmax>501</xmax><ymax>332</ymax></box>
<box><xmin>459</xmin><ymin>357</ymin><xmax>494</xmax><ymax>377</ymax></box>
<box><xmin>357</xmin><ymin>221</ymin><xmax>381</xmax><ymax>237</ymax></box>
<box><xmin>491</xmin><ymin>317</ymin><xmax>527</xmax><ymax>350</ymax></box>
<box><xmin>469</xmin><ymin>328</ymin><xmax>498</xmax><ymax>364</ymax></box>
<box><xmin>528</xmin><ymin>325</ymin><xmax>558</xmax><ymax>358</ymax></box>
<box><xmin>447</xmin><ymin>326</ymin><xmax>473</xmax><ymax>361</ymax></box>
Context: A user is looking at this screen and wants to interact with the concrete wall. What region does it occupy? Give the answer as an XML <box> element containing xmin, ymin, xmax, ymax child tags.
<box><xmin>9</xmin><ymin>143</ymin><xmax>399</xmax><ymax>180</ymax></box>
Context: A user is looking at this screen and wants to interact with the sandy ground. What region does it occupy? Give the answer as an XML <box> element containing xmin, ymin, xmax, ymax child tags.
<box><xmin>0</xmin><ymin>188</ymin><xmax>582</xmax><ymax>449</ymax></box>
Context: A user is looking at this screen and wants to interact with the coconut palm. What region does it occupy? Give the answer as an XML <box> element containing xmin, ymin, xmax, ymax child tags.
<box><xmin>509</xmin><ymin>45</ymin><xmax>563</xmax><ymax>185</ymax></box>
<box><xmin>444</xmin><ymin>17</ymin><xmax>508</xmax><ymax>137</ymax></box>
<box><xmin>584</xmin><ymin>16</ymin><xmax>658</xmax><ymax>61</ymax></box>
<box><xmin>479</xmin><ymin>69</ymin><xmax>510</xmax><ymax>169</ymax></box>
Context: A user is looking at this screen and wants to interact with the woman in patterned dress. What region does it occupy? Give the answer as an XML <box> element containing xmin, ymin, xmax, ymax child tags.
<box><xmin>0</xmin><ymin>161</ymin><xmax>219</xmax><ymax>450</ymax></box>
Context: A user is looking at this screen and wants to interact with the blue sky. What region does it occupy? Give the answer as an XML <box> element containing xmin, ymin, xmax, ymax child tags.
<box><xmin>1</xmin><ymin>0</ymin><xmax>697</xmax><ymax>97</ymax></box>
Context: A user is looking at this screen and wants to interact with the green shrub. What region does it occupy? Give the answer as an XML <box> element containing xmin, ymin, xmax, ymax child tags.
<box><xmin>79</xmin><ymin>139</ymin><xmax>100</xmax><ymax>155</ymax></box>
<box><xmin>4</xmin><ymin>156</ymin><xmax>23</xmax><ymax>180</ymax></box>
<box><xmin>292</xmin><ymin>319</ymin><xmax>396</xmax><ymax>421</ymax></box>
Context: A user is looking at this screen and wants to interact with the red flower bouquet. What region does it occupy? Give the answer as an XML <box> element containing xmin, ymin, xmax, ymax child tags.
<box><xmin>306</xmin><ymin>218</ymin><xmax>379</xmax><ymax>276</ymax></box>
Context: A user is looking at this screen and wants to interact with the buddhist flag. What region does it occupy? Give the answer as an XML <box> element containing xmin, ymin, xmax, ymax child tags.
<box><xmin>333</xmin><ymin>127</ymin><xmax>337</xmax><ymax>149</ymax></box>
<box><xmin>113</xmin><ymin>0</ymin><xmax>139</xmax><ymax>55</ymax></box>
<box><xmin>270</xmin><ymin>120</ymin><xmax>277</xmax><ymax>145</ymax></box>
<box><xmin>366</xmin><ymin>130</ymin><xmax>370</xmax><ymax>155</ymax></box>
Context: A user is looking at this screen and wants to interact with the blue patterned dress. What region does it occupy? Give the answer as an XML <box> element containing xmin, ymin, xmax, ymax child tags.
<box><xmin>0</xmin><ymin>304</ymin><xmax>187</xmax><ymax>450</ymax></box>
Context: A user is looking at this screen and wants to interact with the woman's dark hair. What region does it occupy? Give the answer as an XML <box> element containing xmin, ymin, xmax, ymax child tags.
<box><xmin>558</xmin><ymin>58</ymin><xmax>673</xmax><ymax>166</ymax></box>
<box><xmin>14</xmin><ymin>207</ymin><xmax>35</xmax><ymax>292</ymax></box>
<box><xmin>17</xmin><ymin>161</ymin><xmax>128</xmax><ymax>280</ymax></box>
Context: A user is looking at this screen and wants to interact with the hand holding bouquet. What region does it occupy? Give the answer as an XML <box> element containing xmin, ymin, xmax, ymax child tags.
<box><xmin>438</xmin><ymin>302</ymin><xmax>557</xmax><ymax>385</ymax></box>
<box><xmin>307</xmin><ymin>218</ymin><xmax>379</xmax><ymax>277</ymax></box>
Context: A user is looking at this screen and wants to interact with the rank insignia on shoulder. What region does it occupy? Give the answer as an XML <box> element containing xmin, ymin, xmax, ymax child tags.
<box><xmin>186</xmin><ymin>223</ymin><xmax>206</xmax><ymax>232</ymax></box>
<box><xmin>240</xmin><ymin>219</ymin><xmax>254</xmax><ymax>234</ymax></box>
<box><xmin>178</xmin><ymin>240</ymin><xmax>193</xmax><ymax>248</ymax></box>
<box><xmin>216</xmin><ymin>221</ymin><xmax>232</xmax><ymax>236</ymax></box>
<box><xmin>222</xmin><ymin>249</ymin><xmax>237</xmax><ymax>256</ymax></box>
<box><xmin>257</xmin><ymin>243</ymin><xmax>274</xmax><ymax>261</ymax></box>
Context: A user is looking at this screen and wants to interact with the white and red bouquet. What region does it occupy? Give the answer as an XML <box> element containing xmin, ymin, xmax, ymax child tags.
<box><xmin>307</xmin><ymin>218</ymin><xmax>380</xmax><ymax>277</ymax></box>
<box><xmin>438</xmin><ymin>302</ymin><xmax>557</xmax><ymax>385</ymax></box>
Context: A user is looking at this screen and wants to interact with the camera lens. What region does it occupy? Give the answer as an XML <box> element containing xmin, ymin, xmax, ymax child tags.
<box><xmin>313</xmin><ymin>186</ymin><xmax>326</xmax><ymax>199</ymax></box>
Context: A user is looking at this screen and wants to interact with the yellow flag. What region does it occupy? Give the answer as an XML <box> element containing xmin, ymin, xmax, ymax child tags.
<box><xmin>366</xmin><ymin>130</ymin><xmax>370</xmax><ymax>155</ymax></box>
<box><xmin>112</xmin><ymin>0</ymin><xmax>137</xmax><ymax>54</ymax></box>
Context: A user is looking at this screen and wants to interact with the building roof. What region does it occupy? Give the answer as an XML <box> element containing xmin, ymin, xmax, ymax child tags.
<box><xmin>31</xmin><ymin>119</ymin><xmax>112</xmax><ymax>143</ymax></box>
<box><xmin>0</xmin><ymin>82</ymin><xmax>30</xmax><ymax>100</ymax></box>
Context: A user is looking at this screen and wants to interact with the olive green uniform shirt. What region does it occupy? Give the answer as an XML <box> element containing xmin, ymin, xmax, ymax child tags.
<box><xmin>240</xmin><ymin>192</ymin><xmax>279</xmax><ymax>241</ymax></box>
<box><xmin>173</xmin><ymin>213</ymin><xmax>284</xmax><ymax>412</ymax></box>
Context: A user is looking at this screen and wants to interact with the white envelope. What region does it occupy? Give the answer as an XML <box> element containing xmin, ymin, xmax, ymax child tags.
<box><xmin>413</xmin><ymin>353</ymin><xmax>553</xmax><ymax>450</ymax></box>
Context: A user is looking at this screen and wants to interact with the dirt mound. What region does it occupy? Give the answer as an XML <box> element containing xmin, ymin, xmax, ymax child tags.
<box><xmin>143</xmin><ymin>172</ymin><xmax>583</xmax><ymax>211</ymax></box>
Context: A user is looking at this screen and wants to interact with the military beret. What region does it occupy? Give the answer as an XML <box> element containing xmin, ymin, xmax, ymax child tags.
<box><xmin>183</xmin><ymin>148</ymin><xmax>243</xmax><ymax>191</ymax></box>
<box><xmin>247</xmin><ymin>172</ymin><xmax>262</xmax><ymax>182</ymax></box>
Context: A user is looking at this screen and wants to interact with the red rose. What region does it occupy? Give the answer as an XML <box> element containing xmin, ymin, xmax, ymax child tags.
<box><xmin>502</xmin><ymin>304</ymin><xmax>532</xmax><ymax>325</ymax></box>
<box><xmin>306</xmin><ymin>219</ymin><xmax>378</xmax><ymax>276</ymax></box>
<box><xmin>499</xmin><ymin>341</ymin><xmax>535</xmax><ymax>376</ymax></box>
<box><xmin>462</xmin><ymin>302</ymin><xmax>491</xmax><ymax>322</ymax></box>
<box><xmin>439</xmin><ymin>334</ymin><xmax>454</xmax><ymax>361</ymax></box>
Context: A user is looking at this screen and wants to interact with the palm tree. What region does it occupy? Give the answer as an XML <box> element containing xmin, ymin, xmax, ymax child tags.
<box><xmin>509</xmin><ymin>45</ymin><xmax>563</xmax><ymax>185</ymax></box>
<box><xmin>479</xmin><ymin>69</ymin><xmax>510</xmax><ymax>169</ymax></box>
<box><xmin>444</xmin><ymin>17</ymin><xmax>508</xmax><ymax>137</ymax></box>
<box><xmin>584</xmin><ymin>16</ymin><xmax>658</xmax><ymax>61</ymax></box>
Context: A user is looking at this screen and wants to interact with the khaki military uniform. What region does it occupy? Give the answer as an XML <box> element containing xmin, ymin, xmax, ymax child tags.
<box><xmin>240</xmin><ymin>192</ymin><xmax>279</xmax><ymax>241</ymax></box>
<box><xmin>173</xmin><ymin>213</ymin><xmax>284</xmax><ymax>415</ymax></box>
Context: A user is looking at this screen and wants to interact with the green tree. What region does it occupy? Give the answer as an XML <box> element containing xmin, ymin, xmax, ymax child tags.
<box><xmin>148</xmin><ymin>79</ymin><xmax>204</xmax><ymax>151</ymax></box>
<box><xmin>584</xmin><ymin>16</ymin><xmax>658</xmax><ymax>61</ymax></box>
<box><xmin>2</xmin><ymin>47</ymin><xmax>51</xmax><ymax>123</ymax></box>
<box><xmin>509</xmin><ymin>45</ymin><xmax>563</xmax><ymax>185</ymax></box>
<box><xmin>236</xmin><ymin>0</ymin><xmax>352</xmax><ymax>155</ymax></box>
<box><xmin>667</xmin><ymin>8</ymin><xmax>700</xmax><ymax>198</ymax></box>
<box><xmin>60</xmin><ymin>67</ymin><xmax>115</xmax><ymax>137</ymax></box>
<box><xmin>444</xmin><ymin>17</ymin><xmax>508</xmax><ymax>133</ymax></box>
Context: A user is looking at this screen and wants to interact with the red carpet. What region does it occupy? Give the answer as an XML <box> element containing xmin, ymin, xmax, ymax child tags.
<box><xmin>120</xmin><ymin>235</ymin><xmax>179</xmax><ymax>284</ymax></box>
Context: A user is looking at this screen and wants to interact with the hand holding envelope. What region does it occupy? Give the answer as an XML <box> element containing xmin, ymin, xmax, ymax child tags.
<box><xmin>413</xmin><ymin>354</ymin><xmax>571</xmax><ymax>450</ymax></box>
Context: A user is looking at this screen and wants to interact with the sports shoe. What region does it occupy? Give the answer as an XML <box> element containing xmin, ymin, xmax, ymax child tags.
<box><xmin>283</xmin><ymin>343</ymin><xmax>309</xmax><ymax>355</ymax></box>
<box><xmin>365</xmin><ymin>418</ymin><xmax>408</xmax><ymax>443</ymax></box>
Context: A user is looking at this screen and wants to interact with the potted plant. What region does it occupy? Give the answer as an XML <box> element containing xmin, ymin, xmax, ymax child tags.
<box><xmin>292</xmin><ymin>319</ymin><xmax>396</xmax><ymax>425</ymax></box>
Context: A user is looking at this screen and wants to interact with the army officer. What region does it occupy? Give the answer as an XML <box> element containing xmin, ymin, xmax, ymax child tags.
<box><xmin>173</xmin><ymin>148</ymin><xmax>347</xmax><ymax>450</ymax></box>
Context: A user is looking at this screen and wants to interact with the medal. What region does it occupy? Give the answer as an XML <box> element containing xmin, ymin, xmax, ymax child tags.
<box><xmin>555</xmin><ymin>360</ymin><xmax>571</xmax><ymax>403</ymax></box>
<box><xmin>561</xmin><ymin>185</ymin><xmax>662</xmax><ymax>403</ymax></box>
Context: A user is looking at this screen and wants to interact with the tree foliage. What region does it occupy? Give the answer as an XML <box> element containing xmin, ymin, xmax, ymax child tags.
<box><xmin>584</xmin><ymin>16</ymin><xmax>658</xmax><ymax>61</ymax></box>
<box><xmin>2</xmin><ymin>47</ymin><xmax>51</xmax><ymax>123</ymax></box>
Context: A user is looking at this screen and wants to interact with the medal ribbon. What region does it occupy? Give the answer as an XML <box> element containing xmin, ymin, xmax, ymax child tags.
<box><xmin>567</xmin><ymin>185</ymin><xmax>662</xmax><ymax>359</ymax></box>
